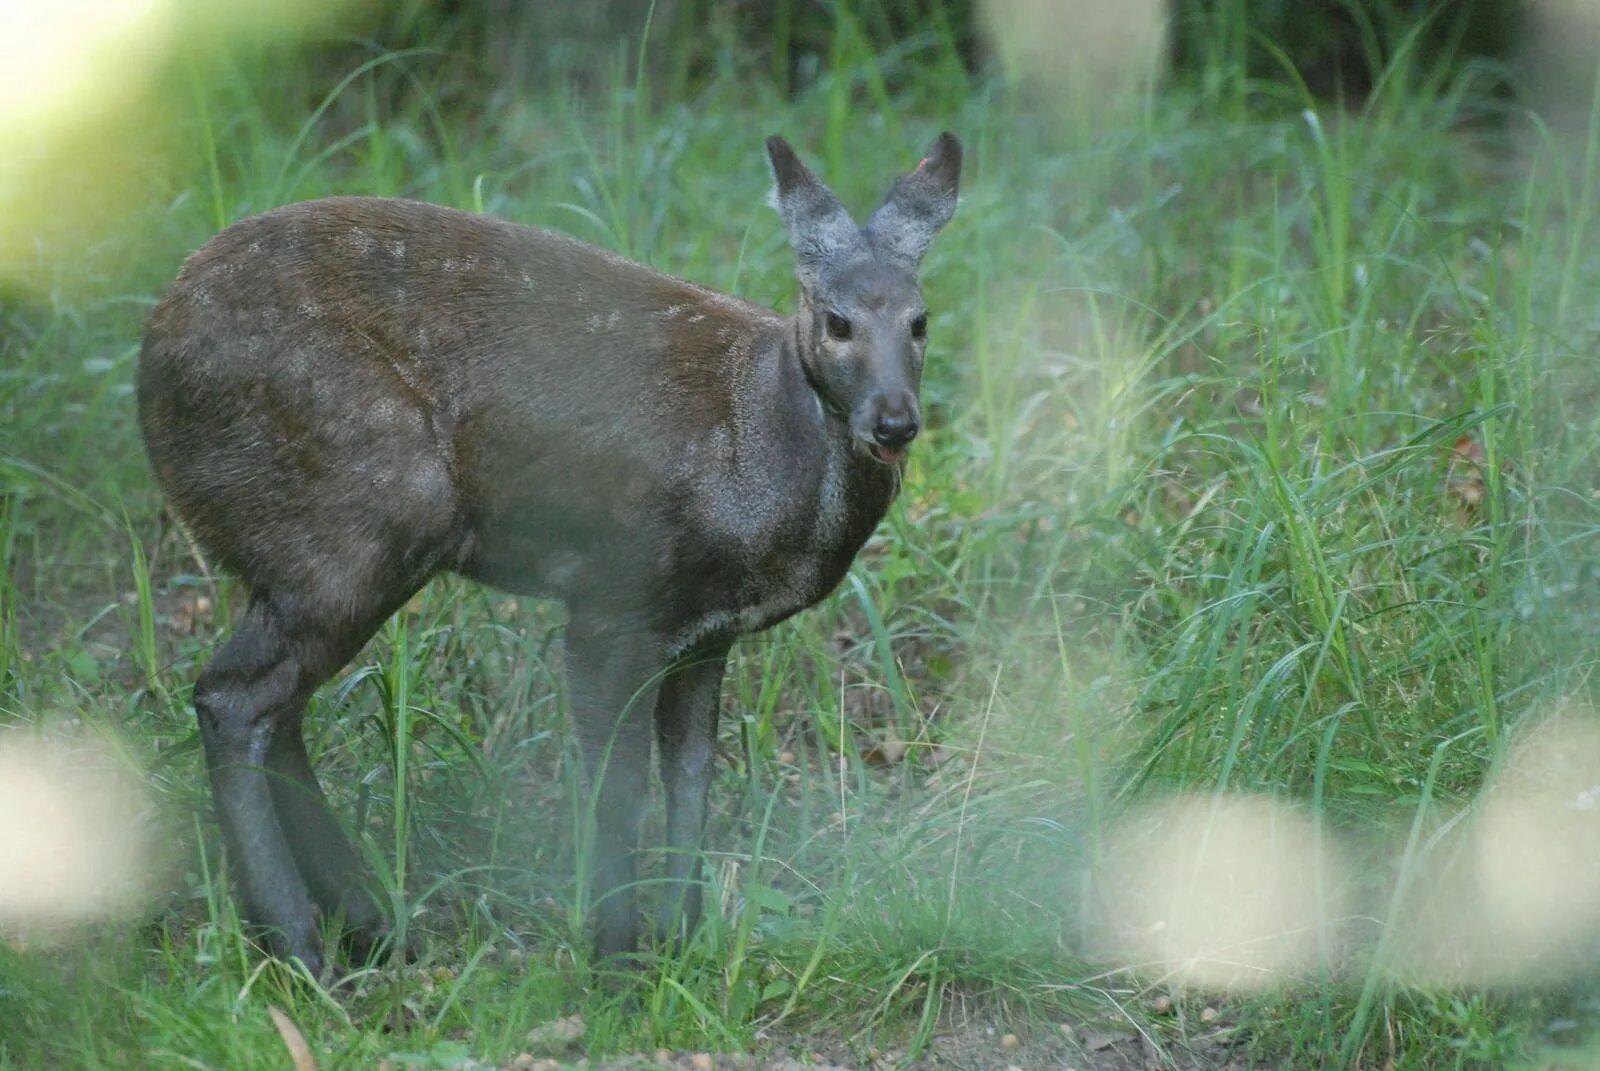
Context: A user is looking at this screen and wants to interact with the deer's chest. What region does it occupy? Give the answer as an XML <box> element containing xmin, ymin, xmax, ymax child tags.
<box><xmin>668</xmin><ymin>448</ymin><xmax>893</xmax><ymax>654</ymax></box>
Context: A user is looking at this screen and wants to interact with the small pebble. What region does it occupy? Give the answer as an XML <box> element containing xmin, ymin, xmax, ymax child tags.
<box><xmin>655</xmin><ymin>1048</ymin><xmax>673</xmax><ymax>1064</ymax></box>
<box><xmin>778</xmin><ymin>750</ymin><xmax>796</xmax><ymax>764</ymax></box>
<box><xmin>1000</xmin><ymin>1033</ymin><xmax>1020</xmax><ymax>1050</ymax></box>
<box><xmin>691</xmin><ymin>1053</ymin><xmax>714</xmax><ymax>1071</ymax></box>
<box><xmin>1150</xmin><ymin>993</ymin><xmax>1174</xmax><ymax>1015</ymax></box>
<box><xmin>1200</xmin><ymin>1006</ymin><xmax>1218</xmax><ymax>1023</ymax></box>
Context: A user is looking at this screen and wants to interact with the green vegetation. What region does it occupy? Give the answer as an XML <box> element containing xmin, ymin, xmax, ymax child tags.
<box><xmin>3</xmin><ymin>3</ymin><xmax>1599</xmax><ymax>1068</ymax></box>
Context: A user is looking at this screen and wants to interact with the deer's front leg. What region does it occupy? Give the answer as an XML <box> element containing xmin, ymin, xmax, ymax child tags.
<box><xmin>654</xmin><ymin>643</ymin><xmax>731</xmax><ymax>944</ymax></box>
<box><xmin>565</xmin><ymin>618</ymin><xmax>665</xmax><ymax>963</ymax></box>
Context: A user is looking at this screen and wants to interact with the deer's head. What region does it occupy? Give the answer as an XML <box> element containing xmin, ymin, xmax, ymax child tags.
<box><xmin>768</xmin><ymin>133</ymin><xmax>961</xmax><ymax>465</ymax></box>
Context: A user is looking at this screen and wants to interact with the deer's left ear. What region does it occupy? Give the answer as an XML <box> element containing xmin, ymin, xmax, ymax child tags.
<box><xmin>865</xmin><ymin>132</ymin><xmax>962</xmax><ymax>268</ymax></box>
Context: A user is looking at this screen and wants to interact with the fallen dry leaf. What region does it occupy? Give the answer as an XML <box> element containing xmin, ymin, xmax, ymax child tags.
<box><xmin>861</xmin><ymin>732</ymin><xmax>908</xmax><ymax>767</ymax></box>
<box><xmin>1446</xmin><ymin>434</ymin><xmax>1486</xmax><ymax>512</ymax></box>
<box><xmin>266</xmin><ymin>1004</ymin><xmax>316</xmax><ymax>1071</ymax></box>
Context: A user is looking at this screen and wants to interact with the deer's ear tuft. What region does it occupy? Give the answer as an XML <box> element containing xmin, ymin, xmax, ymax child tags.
<box><xmin>766</xmin><ymin>135</ymin><xmax>866</xmax><ymax>289</ymax></box>
<box><xmin>865</xmin><ymin>133</ymin><xmax>962</xmax><ymax>269</ymax></box>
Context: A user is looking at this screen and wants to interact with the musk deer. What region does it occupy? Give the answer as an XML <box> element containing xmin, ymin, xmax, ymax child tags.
<box><xmin>137</xmin><ymin>133</ymin><xmax>962</xmax><ymax>974</ymax></box>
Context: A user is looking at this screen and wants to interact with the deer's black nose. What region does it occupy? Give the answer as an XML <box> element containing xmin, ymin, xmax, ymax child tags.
<box><xmin>873</xmin><ymin>411</ymin><xmax>919</xmax><ymax>447</ymax></box>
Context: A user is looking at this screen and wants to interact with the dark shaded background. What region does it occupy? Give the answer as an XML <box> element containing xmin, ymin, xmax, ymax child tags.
<box><xmin>347</xmin><ymin>0</ymin><xmax>1522</xmax><ymax>101</ymax></box>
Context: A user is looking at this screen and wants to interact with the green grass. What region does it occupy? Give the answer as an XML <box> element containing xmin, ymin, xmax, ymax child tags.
<box><xmin>4</xmin><ymin>5</ymin><xmax>1600</xmax><ymax>1069</ymax></box>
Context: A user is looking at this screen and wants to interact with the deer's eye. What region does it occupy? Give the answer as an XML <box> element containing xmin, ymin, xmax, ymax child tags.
<box><xmin>910</xmin><ymin>312</ymin><xmax>928</xmax><ymax>339</ymax></box>
<box><xmin>825</xmin><ymin>311</ymin><xmax>852</xmax><ymax>341</ymax></box>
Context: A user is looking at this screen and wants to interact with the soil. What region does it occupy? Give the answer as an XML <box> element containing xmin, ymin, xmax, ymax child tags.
<box><xmin>492</xmin><ymin>1012</ymin><xmax>1259</xmax><ymax>1071</ymax></box>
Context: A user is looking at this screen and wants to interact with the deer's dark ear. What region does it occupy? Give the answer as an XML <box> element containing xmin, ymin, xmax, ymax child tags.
<box><xmin>865</xmin><ymin>132</ymin><xmax>962</xmax><ymax>268</ymax></box>
<box><xmin>767</xmin><ymin>135</ymin><xmax>865</xmax><ymax>290</ymax></box>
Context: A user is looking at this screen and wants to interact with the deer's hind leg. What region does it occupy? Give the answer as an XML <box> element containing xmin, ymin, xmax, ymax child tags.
<box><xmin>266</xmin><ymin>712</ymin><xmax>391</xmax><ymax>962</ymax></box>
<box><xmin>197</xmin><ymin>480</ymin><xmax>461</xmax><ymax>971</ymax></box>
<box><xmin>200</xmin><ymin>568</ymin><xmax>445</xmax><ymax>973</ymax></box>
<box><xmin>195</xmin><ymin>598</ymin><xmax>334</xmax><ymax>974</ymax></box>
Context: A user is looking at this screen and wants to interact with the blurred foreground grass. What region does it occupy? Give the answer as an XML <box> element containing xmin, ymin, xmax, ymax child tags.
<box><xmin>3</xmin><ymin>3</ymin><xmax>1600</xmax><ymax>1068</ymax></box>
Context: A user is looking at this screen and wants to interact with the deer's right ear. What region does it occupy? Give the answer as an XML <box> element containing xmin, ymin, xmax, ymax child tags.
<box><xmin>766</xmin><ymin>135</ymin><xmax>865</xmax><ymax>290</ymax></box>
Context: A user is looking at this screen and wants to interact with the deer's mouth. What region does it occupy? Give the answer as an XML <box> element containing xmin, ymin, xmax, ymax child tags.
<box><xmin>868</xmin><ymin>442</ymin><xmax>907</xmax><ymax>465</ymax></box>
